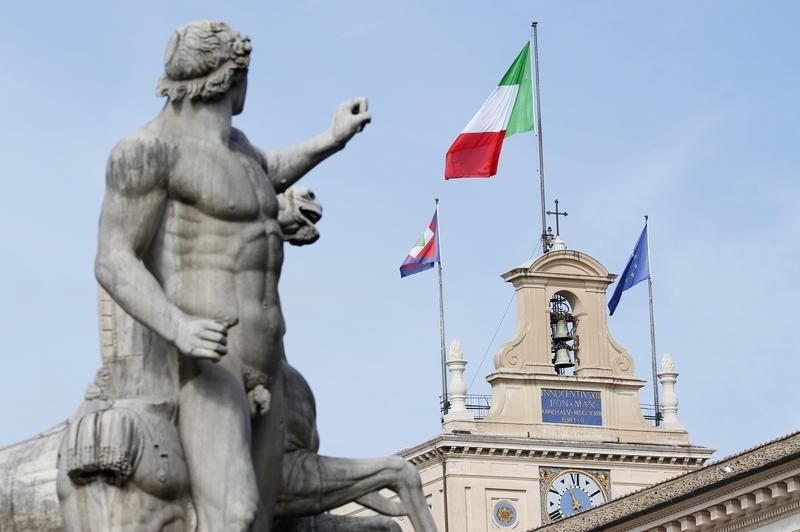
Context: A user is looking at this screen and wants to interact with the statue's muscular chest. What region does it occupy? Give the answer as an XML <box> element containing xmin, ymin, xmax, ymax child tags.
<box><xmin>168</xmin><ymin>141</ymin><xmax>277</xmax><ymax>222</ymax></box>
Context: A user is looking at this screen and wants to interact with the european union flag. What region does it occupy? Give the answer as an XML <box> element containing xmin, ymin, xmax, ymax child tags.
<box><xmin>608</xmin><ymin>224</ymin><xmax>650</xmax><ymax>316</ymax></box>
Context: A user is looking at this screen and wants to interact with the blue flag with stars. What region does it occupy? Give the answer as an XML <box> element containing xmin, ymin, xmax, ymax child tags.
<box><xmin>608</xmin><ymin>224</ymin><xmax>650</xmax><ymax>316</ymax></box>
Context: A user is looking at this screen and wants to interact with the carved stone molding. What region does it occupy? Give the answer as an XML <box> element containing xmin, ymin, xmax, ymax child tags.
<box><xmin>613</xmin><ymin>353</ymin><xmax>634</xmax><ymax>375</ymax></box>
<box><xmin>404</xmin><ymin>438</ymin><xmax>708</xmax><ymax>470</ymax></box>
<box><xmin>494</xmin><ymin>326</ymin><xmax>528</xmax><ymax>370</ymax></box>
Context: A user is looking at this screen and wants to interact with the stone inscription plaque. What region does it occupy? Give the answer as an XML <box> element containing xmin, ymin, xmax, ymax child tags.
<box><xmin>541</xmin><ymin>388</ymin><xmax>602</xmax><ymax>426</ymax></box>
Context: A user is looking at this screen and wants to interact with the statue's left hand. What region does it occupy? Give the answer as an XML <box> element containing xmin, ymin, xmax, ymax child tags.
<box><xmin>330</xmin><ymin>97</ymin><xmax>371</xmax><ymax>147</ymax></box>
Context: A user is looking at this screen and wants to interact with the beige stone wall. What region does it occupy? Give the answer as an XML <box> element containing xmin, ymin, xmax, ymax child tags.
<box><xmin>336</xmin><ymin>441</ymin><xmax>709</xmax><ymax>531</ymax></box>
<box><xmin>405</xmin><ymin>451</ymin><xmax>704</xmax><ymax>531</ymax></box>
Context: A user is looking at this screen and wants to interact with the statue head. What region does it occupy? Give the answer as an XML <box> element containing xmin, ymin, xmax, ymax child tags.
<box><xmin>156</xmin><ymin>21</ymin><xmax>252</xmax><ymax>107</ymax></box>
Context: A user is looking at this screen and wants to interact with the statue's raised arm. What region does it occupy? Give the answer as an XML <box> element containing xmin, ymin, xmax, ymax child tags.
<box><xmin>263</xmin><ymin>97</ymin><xmax>371</xmax><ymax>193</ymax></box>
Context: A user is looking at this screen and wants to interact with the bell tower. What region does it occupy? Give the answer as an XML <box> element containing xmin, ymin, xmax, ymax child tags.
<box><xmin>469</xmin><ymin>248</ymin><xmax>677</xmax><ymax>444</ymax></box>
<box><xmin>386</xmin><ymin>241</ymin><xmax>714</xmax><ymax>531</ymax></box>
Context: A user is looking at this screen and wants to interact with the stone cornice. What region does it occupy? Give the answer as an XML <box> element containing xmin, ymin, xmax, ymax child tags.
<box><xmin>484</xmin><ymin>371</ymin><xmax>647</xmax><ymax>387</ymax></box>
<box><xmin>715</xmin><ymin>498</ymin><xmax>800</xmax><ymax>532</ymax></box>
<box><xmin>503</xmin><ymin>250</ymin><xmax>612</xmax><ymax>283</ymax></box>
<box><xmin>529</xmin><ymin>431</ymin><xmax>800</xmax><ymax>531</ymax></box>
<box><xmin>400</xmin><ymin>434</ymin><xmax>712</xmax><ymax>469</ymax></box>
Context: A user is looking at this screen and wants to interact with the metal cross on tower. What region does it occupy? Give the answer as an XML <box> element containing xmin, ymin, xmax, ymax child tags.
<box><xmin>546</xmin><ymin>199</ymin><xmax>568</xmax><ymax>236</ymax></box>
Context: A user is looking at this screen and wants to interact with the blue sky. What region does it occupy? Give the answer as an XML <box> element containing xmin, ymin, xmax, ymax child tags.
<box><xmin>0</xmin><ymin>1</ymin><xmax>798</xmax><ymax>463</ymax></box>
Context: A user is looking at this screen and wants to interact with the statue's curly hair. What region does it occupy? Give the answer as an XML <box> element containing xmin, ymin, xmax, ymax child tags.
<box><xmin>156</xmin><ymin>21</ymin><xmax>251</xmax><ymax>103</ymax></box>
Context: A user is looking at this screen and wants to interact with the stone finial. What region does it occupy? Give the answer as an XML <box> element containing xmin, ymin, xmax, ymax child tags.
<box><xmin>448</xmin><ymin>339</ymin><xmax>463</xmax><ymax>361</ymax></box>
<box><xmin>660</xmin><ymin>353</ymin><xmax>675</xmax><ymax>372</ymax></box>
<box><xmin>444</xmin><ymin>339</ymin><xmax>474</xmax><ymax>423</ymax></box>
<box><xmin>657</xmin><ymin>352</ymin><xmax>684</xmax><ymax>430</ymax></box>
<box><xmin>550</xmin><ymin>235</ymin><xmax>567</xmax><ymax>251</ymax></box>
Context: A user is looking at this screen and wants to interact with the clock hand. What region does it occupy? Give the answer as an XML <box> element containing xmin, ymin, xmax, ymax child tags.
<box><xmin>569</xmin><ymin>488</ymin><xmax>582</xmax><ymax>511</ymax></box>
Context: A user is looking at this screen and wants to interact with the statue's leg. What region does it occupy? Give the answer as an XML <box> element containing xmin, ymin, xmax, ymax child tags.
<box><xmin>250</xmin><ymin>367</ymin><xmax>286</xmax><ymax>531</ymax></box>
<box><xmin>179</xmin><ymin>358</ymin><xmax>258</xmax><ymax>532</ymax></box>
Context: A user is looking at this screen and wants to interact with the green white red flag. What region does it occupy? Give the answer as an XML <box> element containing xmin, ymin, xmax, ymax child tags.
<box><xmin>445</xmin><ymin>42</ymin><xmax>535</xmax><ymax>179</ymax></box>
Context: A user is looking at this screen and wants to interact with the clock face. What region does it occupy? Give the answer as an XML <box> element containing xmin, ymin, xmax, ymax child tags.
<box><xmin>542</xmin><ymin>469</ymin><xmax>608</xmax><ymax>523</ymax></box>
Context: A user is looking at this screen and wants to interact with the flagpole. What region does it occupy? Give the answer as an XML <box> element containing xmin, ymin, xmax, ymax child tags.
<box><xmin>436</xmin><ymin>198</ymin><xmax>449</xmax><ymax>417</ymax></box>
<box><xmin>645</xmin><ymin>215</ymin><xmax>660</xmax><ymax>426</ymax></box>
<box><xmin>531</xmin><ymin>22</ymin><xmax>549</xmax><ymax>254</ymax></box>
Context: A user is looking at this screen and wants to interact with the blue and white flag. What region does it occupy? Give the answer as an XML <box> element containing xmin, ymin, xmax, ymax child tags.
<box><xmin>608</xmin><ymin>224</ymin><xmax>650</xmax><ymax>316</ymax></box>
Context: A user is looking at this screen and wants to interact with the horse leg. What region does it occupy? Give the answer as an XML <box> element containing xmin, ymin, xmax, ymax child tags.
<box><xmin>356</xmin><ymin>491</ymin><xmax>408</xmax><ymax>516</ymax></box>
<box><xmin>298</xmin><ymin>455</ymin><xmax>436</xmax><ymax>532</ymax></box>
<box><xmin>327</xmin><ymin>514</ymin><xmax>402</xmax><ymax>531</ymax></box>
<box><xmin>388</xmin><ymin>459</ymin><xmax>437</xmax><ymax>532</ymax></box>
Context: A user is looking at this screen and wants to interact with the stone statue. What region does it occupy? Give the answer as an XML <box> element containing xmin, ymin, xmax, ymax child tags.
<box><xmin>0</xmin><ymin>183</ymin><xmax>437</xmax><ymax>531</ymax></box>
<box><xmin>91</xmin><ymin>21</ymin><xmax>370</xmax><ymax>531</ymax></box>
<box><xmin>0</xmin><ymin>19</ymin><xmax>439</xmax><ymax>532</ymax></box>
<box><xmin>87</xmin><ymin>19</ymin><xmax>369</xmax><ymax>531</ymax></box>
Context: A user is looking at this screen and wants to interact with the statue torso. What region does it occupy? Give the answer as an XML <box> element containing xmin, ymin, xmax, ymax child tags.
<box><xmin>143</xmin><ymin>124</ymin><xmax>285</xmax><ymax>376</ymax></box>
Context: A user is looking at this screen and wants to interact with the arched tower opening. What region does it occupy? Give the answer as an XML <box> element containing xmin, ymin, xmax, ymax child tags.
<box><xmin>549</xmin><ymin>291</ymin><xmax>578</xmax><ymax>375</ymax></box>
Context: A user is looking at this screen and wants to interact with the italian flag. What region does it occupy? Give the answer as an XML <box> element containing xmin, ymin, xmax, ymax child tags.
<box><xmin>445</xmin><ymin>42</ymin><xmax>534</xmax><ymax>179</ymax></box>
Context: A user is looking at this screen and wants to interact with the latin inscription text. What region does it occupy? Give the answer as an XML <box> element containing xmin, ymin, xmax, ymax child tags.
<box><xmin>541</xmin><ymin>388</ymin><xmax>602</xmax><ymax>426</ymax></box>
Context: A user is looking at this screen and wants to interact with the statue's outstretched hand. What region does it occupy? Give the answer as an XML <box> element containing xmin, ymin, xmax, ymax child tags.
<box><xmin>174</xmin><ymin>316</ymin><xmax>238</xmax><ymax>361</ymax></box>
<box><xmin>330</xmin><ymin>97</ymin><xmax>371</xmax><ymax>147</ymax></box>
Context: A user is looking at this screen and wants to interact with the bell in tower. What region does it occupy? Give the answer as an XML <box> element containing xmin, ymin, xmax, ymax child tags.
<box><xmin>549</xmin><ymin>294</ymin><xmax>577</xmax><ymax>373</ymax></box>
